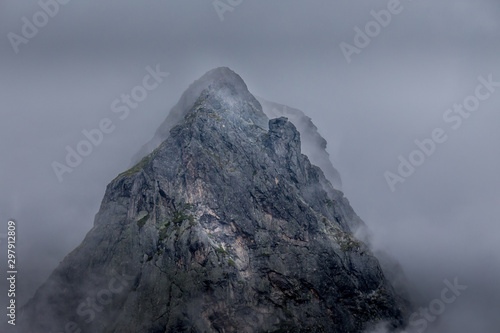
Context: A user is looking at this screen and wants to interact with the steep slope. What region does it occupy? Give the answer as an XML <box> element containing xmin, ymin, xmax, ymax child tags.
<box><xmin>257</xmin><ymin>98</ymin><xmax>342</xmax><ymax>190</ymax></box>
<box><xmin>19</xmin><ymin>68</ymin><xmax>407</xmax><ymax>333</ymax></box>
<box><xmin>130</xmin><ymin>70</ymin><xmax>342</xmax><ymax>190</ymax></box>
<box><xmin>129</xmin><ymin>67</ymin><xmax>251</xmax><ymax>166</ymax></box>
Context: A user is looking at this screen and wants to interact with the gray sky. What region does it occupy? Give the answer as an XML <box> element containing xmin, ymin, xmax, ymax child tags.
<box><xmin>1</xmin><ymin>1</ymin><xmax>499</xmax><ymax>331</ymax></box>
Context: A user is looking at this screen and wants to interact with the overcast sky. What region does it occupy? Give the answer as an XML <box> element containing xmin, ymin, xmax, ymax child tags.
<box><xmin>1</xmin><ymin>1</ymin><xmax>499</xmax><ymax>331</ymax></box>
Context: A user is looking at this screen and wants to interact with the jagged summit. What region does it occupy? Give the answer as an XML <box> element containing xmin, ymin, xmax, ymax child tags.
<box><xmin>131</xmin><ymin>67</ymin><xmax>343</xmax><ymax>191</ymax></box>
<box><xmin>19</xmin><ymin>68</ymin><xmax>408</xmax><ymax>333</ymax></box>
<box><xmin>131</xmin><ymin>66</ymin><xmax>265</xmax><ymax>165</ymax></box>
<box><xmin>257</xmin><ymin>97</ymin><xmax>343</xmax><ymax>189</ymax></box>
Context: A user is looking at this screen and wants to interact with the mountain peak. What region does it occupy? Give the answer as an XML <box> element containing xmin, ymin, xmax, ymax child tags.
<box><xmin>199</xmin><ymin>66</ymin><xmax>245</xmax><ymax>86</ymax></box>
<box><xmin>130</xmin><ymin>68</ymin><xmax>340</xmax><ymax>194</ymax></box>
<box><xmin>185</xmin><ymin>66</ymin><xmax>252</xmax><ymax>107</ymax></box>
<box><xmin>129</xmin><ymin>67</ymin><xmax>263</xmax><ymax>165</ymax></box>
<box><xmin>20</xmin><ymin>68</ymin><xmax>408</xmax><ymax>332</ymax></box>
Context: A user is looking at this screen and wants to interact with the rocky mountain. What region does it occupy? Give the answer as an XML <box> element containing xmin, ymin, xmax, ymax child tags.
<box><xmin>256</xmin><ymin>98</ymin><xmax>342</xmax><ymax>190</ymax></box>
<box><xmin>130</xmin><ymin>72</ymin><xmax>342</xmax><ymax>190</ymax></box>
<box><xmin>19</xmin><ymin>67</ymin><xmax>408</xmax><ymax>332</ymax></box>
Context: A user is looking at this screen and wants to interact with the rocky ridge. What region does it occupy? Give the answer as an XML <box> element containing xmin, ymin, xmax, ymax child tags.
<box><xmin>19</xmin><ymin>67</ymin><xmax>407</xmax><ymax>333</ymax></box>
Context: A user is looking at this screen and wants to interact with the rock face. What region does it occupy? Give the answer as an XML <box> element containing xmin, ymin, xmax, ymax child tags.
<box><xmin>256</xmin><ymin>98</ymin><xmax>342</xmax><ymax>190</ymax></box>
<box><xmin>20</xmin><ymin>67</ymin><xmax>407</xmax><ymax>332</ymax></box>
<box><xmin>131</xmin><ymin>71</ymin><xmax>342</xmax><ymax>190</ymax></box>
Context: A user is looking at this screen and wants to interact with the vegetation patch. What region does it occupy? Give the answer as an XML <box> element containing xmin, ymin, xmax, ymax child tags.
<box><xmin>159</xmin><ymin>203</ymin><xmax>195</xmax><ymax>241</ymax></box>
<box><xmin>172</xmin><ymin>207</ymin><xmax>194</xmax><ymax>225</ymax></box>
<box><xmin>136</xmin><ymin>212</ymin><xmax>150</xmax><ymax>228</ymax></box>
<box><xmin>215</xmin><ymin>246</ymin><xmax>229</xmax><ymax>255</ymax></box>
<box><xmin>159</xmin><ymin>222</ymin><xmax>171</xmax><ymax>241</ymax></box>
<box><xmin>114</xmin><ymin>148</ymin><xmax>159</xmax><ymax>180</ymax></box>
<box><xmin>332</xmin><ymin>227</ymin><xmax>360</xmax><ymax>252</ymax></box>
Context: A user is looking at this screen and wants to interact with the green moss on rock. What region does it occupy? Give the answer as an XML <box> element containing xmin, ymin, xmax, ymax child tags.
<box><xmin>136</xmin><ymin>211</ymin><xmax>150</xmax><ymax>228</ymax></box>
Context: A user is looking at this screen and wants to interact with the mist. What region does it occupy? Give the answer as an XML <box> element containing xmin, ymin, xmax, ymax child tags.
<box><xmin>1</xmin><ymin>1</ymin><xmax>499</xmax><ymax>332</ymax></box>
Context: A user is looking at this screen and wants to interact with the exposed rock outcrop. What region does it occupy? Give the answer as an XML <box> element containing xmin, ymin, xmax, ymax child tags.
<box><xmin>19</xmin><ymin>67</ymin><xmax>407</xmax><ymax>333</ymax></box>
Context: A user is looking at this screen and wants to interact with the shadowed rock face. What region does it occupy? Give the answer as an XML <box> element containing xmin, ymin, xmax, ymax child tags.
<box><xmin>130</xmin><ymin>69</ymin><xmax>343</xmax><ymax>192</ymax></box>
<box><xmin>19</xmin><ymin>67</ymin><xmax>408</xmax><ymax>333</ymax></box>
<box><xmin>256</xmin><ymin>98</ymin><xmax>342</xmax><ymax>190</ymax></box>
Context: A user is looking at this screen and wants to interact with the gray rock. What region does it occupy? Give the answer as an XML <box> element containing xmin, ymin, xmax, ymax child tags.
<box><xmin>19</xmin><ymin>67</ymin><xmax>408</xmax><ymax>333</ymax></box>
<box><xmin>257</xmin><ymin>98</ymin><xmax>342</xmax><ymax>190</ymax></box>
<box><xmin>131</xmin><ymin>69</ymin><xmax>342</xmax><ymax>192</ymax></box>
